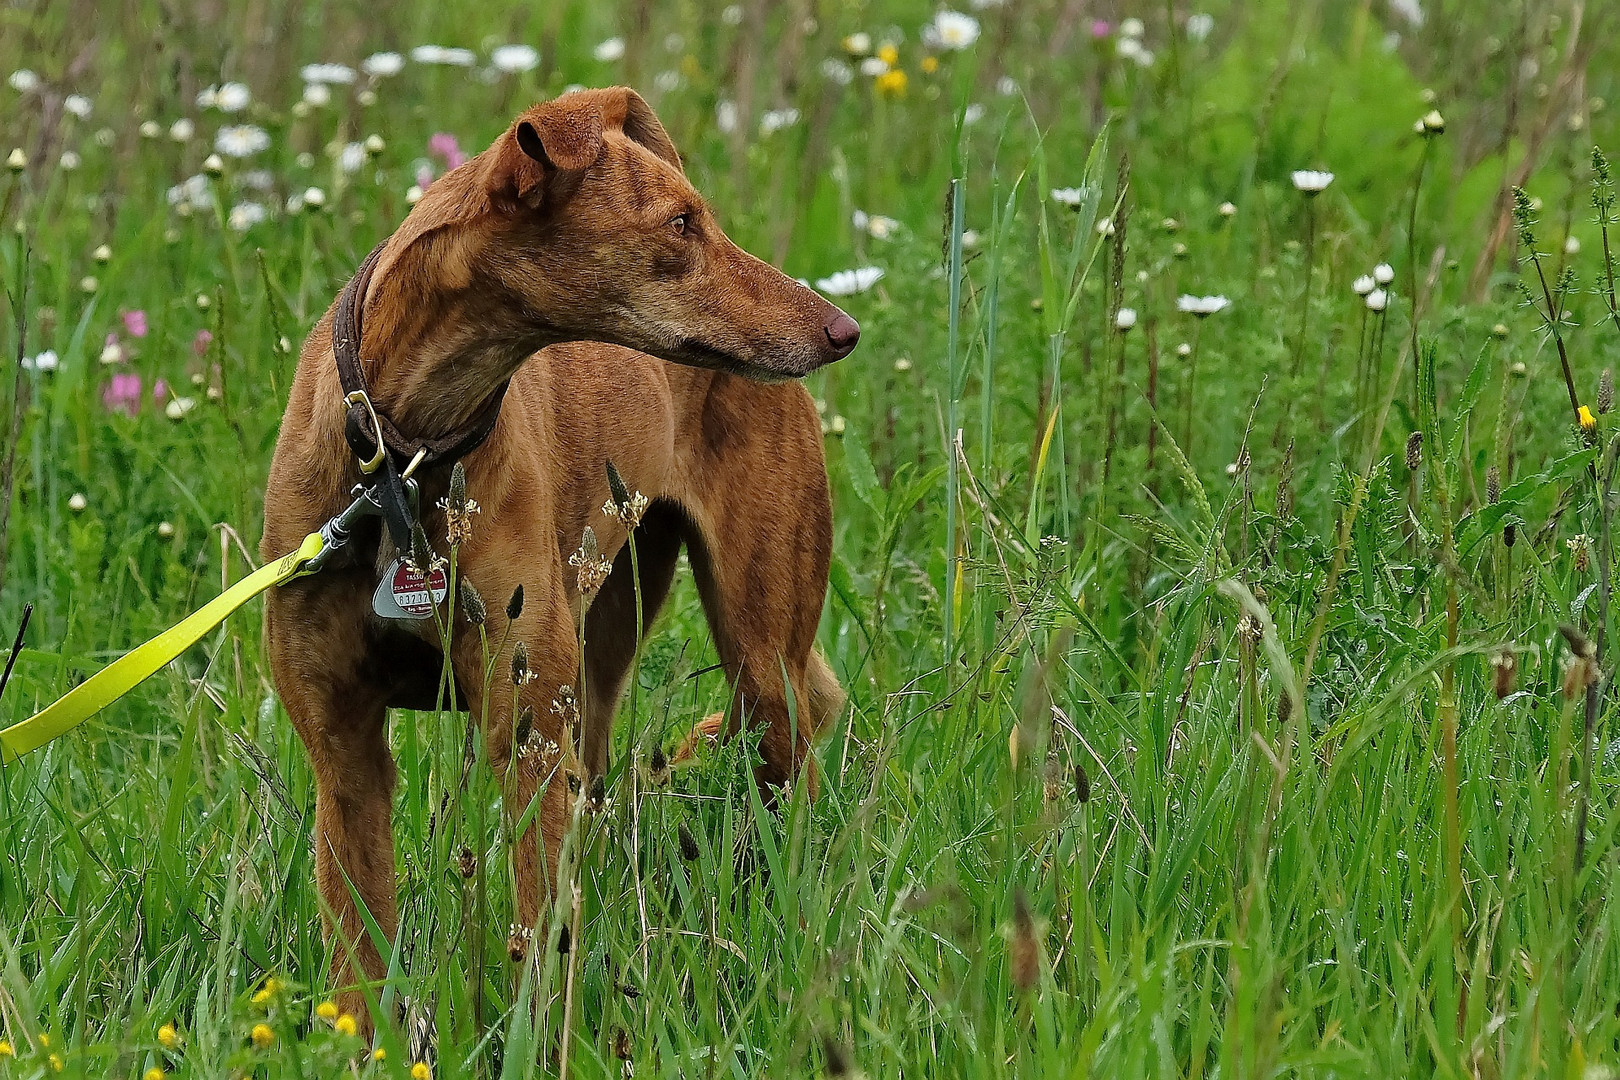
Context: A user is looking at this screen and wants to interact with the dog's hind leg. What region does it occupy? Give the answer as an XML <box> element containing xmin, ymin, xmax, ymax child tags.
<box><xmin>676</xmin><ymin>380</ymin><xmax>845</xmax><ymax>795</ymax></box>
<box><xmin>580</xmin><ymin>502</ymin><xmax>684</xmax><ymax>778</ymax></box>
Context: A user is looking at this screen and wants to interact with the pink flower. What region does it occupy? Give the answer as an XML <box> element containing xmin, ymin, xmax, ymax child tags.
<box><xmin>191</xmin><ymin>329</ymin><xmax>213</xmax><ymax>357</ymax></box>
<box><xmin>1091</xmin><ymin>20</ymin><xmax>1112</xmax><ymax>38</ymax></box>
<box><xmin>152</xmin><ymin>379</ymin><xmax>169</xmax><ymax>401</ymax></box>
<box><xmin>417</xmin><ymin>164</ymin><xmax>436</xmax><ymax>190</ymax></box>
<box><xmin>102</xmin><ymin>372</ymin><xmax>142</xmax><ymax>416</ymax></box>
<box><xmin>122</xmin><ymin>309</ymin><xmax>148</xmax><ymax>338</ymax></box>
<box><xmin>428</xmin><ymin>132</ymin><xmax>466</xmax><ymax>170</ymax></box>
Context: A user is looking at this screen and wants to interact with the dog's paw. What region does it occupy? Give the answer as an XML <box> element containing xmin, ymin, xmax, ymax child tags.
<box><xmin>670</xmin><ymin>713</ymin><xmax>724</xmax><ymax>766</ymax></box>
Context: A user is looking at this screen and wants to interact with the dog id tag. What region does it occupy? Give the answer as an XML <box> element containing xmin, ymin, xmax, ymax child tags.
<box><xmin>373</xmin><ymin>558</ymin><xmax>449</xmax><ymax>620</ymax></box>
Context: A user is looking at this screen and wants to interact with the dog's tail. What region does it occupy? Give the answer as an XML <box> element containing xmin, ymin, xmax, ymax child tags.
<box><xmin>801</xmin><ymin>646</ymin><xmax>846</xmax><ymax>738</ymax></box>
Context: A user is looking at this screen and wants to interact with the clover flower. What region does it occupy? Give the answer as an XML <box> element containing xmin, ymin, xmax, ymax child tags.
<box><xmin>7</xmin><ymin>69</ymin><xmax>39</xmax><ymax>93</ymax></box>
<box><xmin>1365</xmin><ymin>288</ymin><xmax>1388</xmax><ymax>312</ymax></box>
<box><xmin>1115</xmin><ymin>307</ymin><xmax>1137</xmax><ymax>331</ymax></box>
<box><xmin>227</xmin><ymin>201</ymin><xmax>267</xmax><ymax>231</ymax></box>
<box><xmin>569</xmin><ymin>527</ymin><xmax>612</xmax><ymax>599</ymax></box>
<box><xmin>593</xmin><ymin>37</ymin><xmax>626</xmax><ymax>62</ymax></box>
<box><xmin>63</xmin><ymin>94</ymin><xmax>92</xmax><ymax>119</ymax></box>
<box><xmin>169</xmin><ymin>118</ymin><xmax>194</xmax><ymax>142</ymax></box>
<box><xmin>1373</xmin><ymin>262</ymin><xmax>1394</xmax><ymax>284</ymax></box>
<box><xmin>300</xmin><ymin>62</ymin><xmax>356</xmax><ymax>84</ymax></box>
<box><xmin>1353</xmin><ymin>274</ymin><xmax>1375</xmax><ymax>295</ymax></box>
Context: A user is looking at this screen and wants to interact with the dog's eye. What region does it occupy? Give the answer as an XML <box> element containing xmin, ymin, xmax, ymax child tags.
<box><xmin>669</xmin><ymin>213</ymin><xmax>690</xmax><ymax>235</ymax></box>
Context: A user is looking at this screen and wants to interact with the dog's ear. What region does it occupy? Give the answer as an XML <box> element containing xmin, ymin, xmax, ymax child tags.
<box><xmin>603</xmin><ymin>87</ymin><xmax>683</xmax><ymax>171</ymax></box>
<box><xmin>486</xmin><ymin>99</ymin><xmax>605</xmax><ymax>205</ymax></box>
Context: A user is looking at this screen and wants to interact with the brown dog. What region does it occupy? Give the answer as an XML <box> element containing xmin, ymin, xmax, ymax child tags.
<box><xmin>260</xmin><ymin>87</ymin><xmax>853</xmax><ymax>1024</ymax></box>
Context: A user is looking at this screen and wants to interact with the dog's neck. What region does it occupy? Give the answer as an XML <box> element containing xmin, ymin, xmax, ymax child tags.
<box><xmin>349</xmin><ymin>227</ymin><xmax>557</xmax><ymax>443</ymax></box>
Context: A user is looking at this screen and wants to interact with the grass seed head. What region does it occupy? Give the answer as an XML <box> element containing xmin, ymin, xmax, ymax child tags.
<box><xmin>1601</xmin><ymin>370</ymin><xmax>1614</xmax><ymax>415</ymax></box>
<box><xmin>678</xmin><ymin>821</ymin><xmax>700</xmax><ymax>862</ymax></box>
<box><xmin>1405</xmin><ymin>430</ymin><xmax>1423</xmax><ymax>471</ymax></box>
<box><xmin>1073</xmin><ymin>761</ymin><xmax>1091</xmax><ymax>803</ymax></box>
<box><xmin>459</xmin><ymin>578</ymin><xmax>486</xmax><ymax>626</ymax></box>
<box><xmin>1010</xmin><ymin>889</ymin><xmax>1040</xmax><ymax>992</ymax></box>
<box><xmin>506</xmin><ymin>583</ymin><xmax>524</xmax><ymax>620</ymax></box>
<box><xmin>1486</xmin><ymin>465</ymin><xmax>1500</xmax><ymax>504</ymax></box>
<box><xmin>1491</xmin><ymin>650</ymin><xmax>1517</xmax><ymax>700</ymax></box>
<box><xmin>1512</xmin><ymin>186</ymin><xmax>1537</xmax><ymax>249</ymax></box>
<box><xmin>821</xmin><ymin>1034</ymin><xmax>852</xmax><ymax>1077</ymax></box>
<box><xmin>511</xmin><ymin>640</ymin><xmax>529</xmax><ymax>685</ymax></box>
<box><xmin>457</xmin><ymin>846</ymin><xmax>476</xmax><ymax>879</ymax></box>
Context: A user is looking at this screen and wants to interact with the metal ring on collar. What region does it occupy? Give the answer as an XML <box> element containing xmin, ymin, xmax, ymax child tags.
<box><xmin>344</xmin><ymin>389</ymin><xmax>388</xmax><ymax>475</ymax></box>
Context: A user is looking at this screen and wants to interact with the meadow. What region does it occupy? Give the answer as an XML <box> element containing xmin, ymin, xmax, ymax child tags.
<box><xmin>2</xmin><ymin>0</ymin><xmax>1619</xmax><ymax>1075</ymax></box>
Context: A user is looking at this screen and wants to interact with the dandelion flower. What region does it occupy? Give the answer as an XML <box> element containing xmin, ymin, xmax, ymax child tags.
<box><xmin>1580</xmin><ymin>405</ymin><xmax>1597</xmax><ymax>430</ymax></box>
<box><xmin>877</xmin><ymin>43</ymin><xmax>900</xmax><ymax>66</ymax></box>
<box><xmin>412</xmin><ymin>1063</ymin><xmax>432</xmax><ymax>1080</ymax></box>
<box><xmin>144</xmin><ymin>1069</ymin><xmax>165</xmax><ymax>1080</ymax></box>
<box><xmin>0</xmin><ymin>1039</ymin><xmax>13</xmax><ymax>1056</ymax></box>
<box><xmin>921</xmin><ymin>56</ymin><xmax>939</xmax><ymax>74</ymax></box>
<box><xmin>593</xmin><ymin>37</ymin><xmax>626</xmax><ymax>62</ymax></box>
<box><xmin>925</xmin><ymin>11</ymin><xmax>981</xmax><ymax>50</ymax></box>
<box><xmin>1352</xmin><ymin>274</ymin><xmax>1375</xmax><ymax>295</ymax></box>
<box><xmin>1291</xmin><ymin>169</ymin><xmax>1334</xmax><ymax>194</ymax></box>
<box><xmin>48</xmin><ymin>1053</ymin><xmax>63</xmax><ymax>1072</ymax></box>
<box><xmin>215</xmin><ymin>125</ymin><xmax>270</xmax><ymax>157</ymax></box>
<box><xmin>1115</xmin><ymin>307</ymin><xmax>1137</xmax><ymax>331</ymax></box>
<box><xmin>1365</xmin><ymin>288</ymin><xmax>1388</xmax><ymax>312</ymax></box>
<box><xmin>68</xmin><ymin>493</ymin><xmax>87</xmax><ymax>512</ymax></box>
<box><xmin>301</xmin><ymin>62</ymin><xmax>355</xmax><ymax>84</ymax></box>
<box><xmin>314</xmin><ymin>1001</ymin><xmax>338</xmax><ymax>1022</ymax></box>
<box><xmin>250</xmin><ymin>1023</ymin><xmax>274</xmax><ymax>1049</ymax></box>
<box><xmin>362</xmin><ymin>52</ymin><xmax>405</xmax><ymax>77</ymax></box>
<box><xmin>334</xmin><ymin>1014</ymin><xmax>357</xmax><ymax>1037</ymax></box>
<box><xmin>875</xmin><ymin>69</ymin><xmax>908</xmax><ymax>96</ymax></box>
<box><xmin>1176</xmin><ymin>294</ymin><xmax>1231</xmax><ymax>316</ymax></box>
<box><xmin>1373</xmin><ymin>262</ymin><xmax>1394</xmax><ymax>284</ymax></box>
<box><xmin>63</xmin><ymin>94</ymin><xmax>92</xmax><ymax>119</ymax></box>
<box><xmin>372</xmin><ymin>1048</ymin><xmax>387</xmax><ymax>1062</ymax></box>
<box><xmin>7</xmin><ymin>69</ymin><xmax>39</xmax><ymax>93</ymax></box>
<box><xmin>491</xmin><ymin>44</ymin><xmax>539</xmax><ymax>73</ymax></box>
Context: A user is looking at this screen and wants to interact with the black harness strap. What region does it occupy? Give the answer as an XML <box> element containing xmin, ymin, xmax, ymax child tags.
<box><xmin>331</xmin><ymin>244</ymin><xmax>511</xmax><ymax>551</ymax></box>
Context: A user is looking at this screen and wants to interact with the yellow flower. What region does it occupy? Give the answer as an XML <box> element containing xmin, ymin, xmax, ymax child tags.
<box><xmin>877</xmin><ymin>43</ymin><xmax>899</xmax><ymax>66</ymax></box>
<box><xmin>412</xmin><ymin>1062</ymin><xmax>432</xmax><ymax>1080</ymax></box>
<box><xmin>157</xmin><ymin>1023</ymin><xmax>179</xmax><ymax>1050</ymax></box>
<box><xmin>38</xmin><ymin>1035</ymin><xmax>50</xmax><ymax>1049</ymax></box>
<box><xmin>372</xmin><ymin>1047</ymin><xmax>387</xmax><ymax>1062</ymax></box>
<box><xmin>314</xmin><ymin>1001</ymin><xmax>338</xmax><ymax>1022</ymax></box>
<box><xmin>48</xmin><ymin>1053</ymin><xmax>64</xmax><ymax>1072</ymax></box>
<box><xmin>1580</xmin><ymin>405</ymin><xmax>1597</xmax><ymax>430</ymax></box>
<box><xmin>0</xmin><ymin>1040</ymin><xmax>11</xmax><ymax>1057</ymax></box>
<box><xmin>145</xmin><ymin>1068</ymin><xmax>166</xmax><ymax>1080</ymax></box>
<box><xmin>921</xmin><ymin>55</ymin><xmax>939</xmax><ymax>74</ymax></box>
<box><xmin>250</xmin><ymin>1023</ymin><xmax>274</xmax><ymax>1049</ymax></box>
<box><xmin>335</xmin><ymin>1014</ymin><xmax>357</xmax><ymax>1037</ymax></box>
<box><xmin>875</xmin><ymin>69</ymin><xmax>908</xmax><ymax>97</ymax></box>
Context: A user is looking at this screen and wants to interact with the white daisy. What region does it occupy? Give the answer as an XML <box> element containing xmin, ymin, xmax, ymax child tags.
<box><xmin>715</xmin><ymin>100</ymin><xmax>739</xmax><ymax>133</ymax></box>
<box><xmin>59</xmin><ymin>150</ymin><xmax>80</xmax><ymax>170</ymax></box>
<box><xmin>859</xmin><ymin>57</ymin><xmax>890</xmax><ymax>77</ymax></box>
<box><xmin>337</xmin><ymin>141</ymin><xmax>367</xmax><ymax>173</ymax></box>
<box><xmin>1353</xmin><ymin>274</ymin><xmax>1375</xmax><ymax>296</ymax></box>
<box><xmin>1186</xmin><ymin>13</ymin><xmax>1214</xmax><ymax>41</ymax></box>
<box><xmin>24</xmin><ymin>349</ymin><xmax>58</xmax><ymax>372</ymax></box>
<box><xmin>1116</xmin><ymin>307</ymin><xmax>1138</xmax><ymax>331</ymax></box>
<box><xmin>301</xmin><ymin>82</ymin><xmax>331</xmax><ymax>107</ymax></box>
<box><xmin>411</xmin><ymin>45</ymin><xmax>475</xmax><ymax>66</ymax></box>
<box><xmin>169</xmin><ymin>118</ymin><xmax>195</xmax><ymax>142</ymax></box>
<box><xmin>7</xmin><ymin>69</ymin><xmax>40</xmax><ymax>93</ymax></box>
<box><xmin>166</xmin><ymin>173</ymin><xmax>210</xmax><ymax>207</ymax></box>
<box><xmin>1176</xmin><ymin>294</ymin><xmax>1231</xmax><ymax>316</ymax></box>
<box><xmin>815</xmin><ymin>267</ymin><xmax>884</xmax><ymax>296</ymax></box>
<box><xmin>1373</xmin><ymin>262</ymin><xmax>1394</xmax><ymax>284</ymax></box>
<box><xmin>63</xmin><ymin>94</ymin><xmax>92</xmax><ymax>119</ymax></box>
<box><xmin>227</xmin><ymin>200</ymin><xmax>267</xmax><ymax>231</ymax></box>
<box><xmin>362</xmin><ymin>52</ymin><xmax>405</xmax><ymax>77</ymax></box>
<box><xmin>759</xmin><ymin>107</ymin><xmax>800</xmax><ymax>135</ymax></box>
<box><xmin>1365</xmin><ymin>289</ymin><xmax>1388</xmax><ymax>312</ymax></box>
<box><xmin>962</xmin><ymin>102</ymin><xmax>985</xmax><ymax>124</ymax></box>
<box><xmin>165</xmin><ymin>396</ymin><xmax>198</xmax><ymax>420</ymax></box>
<box><xmin>1120</xmin><ymin>17</ymin><xmax>1145</xmax><ymax>37</ymax></box>
<box><xmin>491</xmin><ymin>44</ymin><xmax>539</xmax><ymax>73</ymax></box>
<box><xmin>300</xmin><ymin>62</ymin><xmax>356</xmax><ymax>84</ymax></box>
<box><xmin>214</xmin><ymin>82</ymin><xmax>252</xmax><ymax>112</ymax></box>
<box><xmin>843</xmin><ymin>32</ymin><xmax>872</xmax><ymax>55</ymax></box>
<box><xmin>1388</xmin><ymin>0</ymin><xmax>1424</xmax><ymax>26</ymax></box>
<box><xmin>215</xmin><ymin>124</ymin><xmax>270</xmax><ymax>157</ymax></box>
<box><xmin>1050</xmin><ymin>186</ymin><xmax>1088</xmax><ymax>208</ymax></box>
<box><xmin>924</xmin><ymin>11</ymin><xmax>981</xmax><ymax>51</ymax></box>
<box><xmin>820</xmin><ymin>58</ymin><xmax>854</xmax><ymax>84</ymax></box>
<box><xmin>1290</xmin><ymin>169</ymin><xmax>1334</xmax><ymax>193</ymax></box>
<box><xmin>593</xmin><ymin>37</ymin><xmax>626</xmax><ymax>62</ymax></box>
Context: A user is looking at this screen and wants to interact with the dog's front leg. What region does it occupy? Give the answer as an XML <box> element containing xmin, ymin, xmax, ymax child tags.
<box><xmin>267</xmin><ymin>580</ymin><xmax>398</xmax><ymax>1035</ymax></box>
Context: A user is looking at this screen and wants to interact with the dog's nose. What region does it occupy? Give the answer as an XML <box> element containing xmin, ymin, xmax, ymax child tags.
<box><xmin>824</xmin><ymin>313</ymin><xmax>861</xmax><ymax>358</ymax></box>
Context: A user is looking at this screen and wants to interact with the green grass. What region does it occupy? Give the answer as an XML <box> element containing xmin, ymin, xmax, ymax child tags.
<box><xmin>3</xmin><ymin>0</ymin><xmax>1620</xmax><ymax>1076</ymax></box>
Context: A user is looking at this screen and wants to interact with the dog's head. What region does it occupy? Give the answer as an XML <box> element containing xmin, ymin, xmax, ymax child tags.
<box><xmin>392</xmin><ymin>88</ymin><xmax>859</xmax><ymax>381</ymax></box>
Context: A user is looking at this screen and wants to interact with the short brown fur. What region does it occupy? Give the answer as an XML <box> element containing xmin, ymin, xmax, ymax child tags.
<box><xmin>260</xmin><ymin>88</ymin><xmax>852</xmax><ymax>1028</ymax></box>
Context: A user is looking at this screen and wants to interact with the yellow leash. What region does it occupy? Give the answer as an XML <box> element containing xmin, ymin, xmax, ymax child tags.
<box><xmin>0</xmin><ymin>531</ymin><xmax>326</xmax><ymax>765</ymax></box>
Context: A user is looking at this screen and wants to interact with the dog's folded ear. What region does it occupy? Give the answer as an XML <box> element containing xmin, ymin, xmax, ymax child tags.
<box><xmin>601</xmin><ymin>87</ymin><xmax>682</xmax><ymax>172</ymax></box>
<box><xmin>486</xmin><ymin>96</ymin><xmax>607</xmax><ymax>206</ymax></box>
